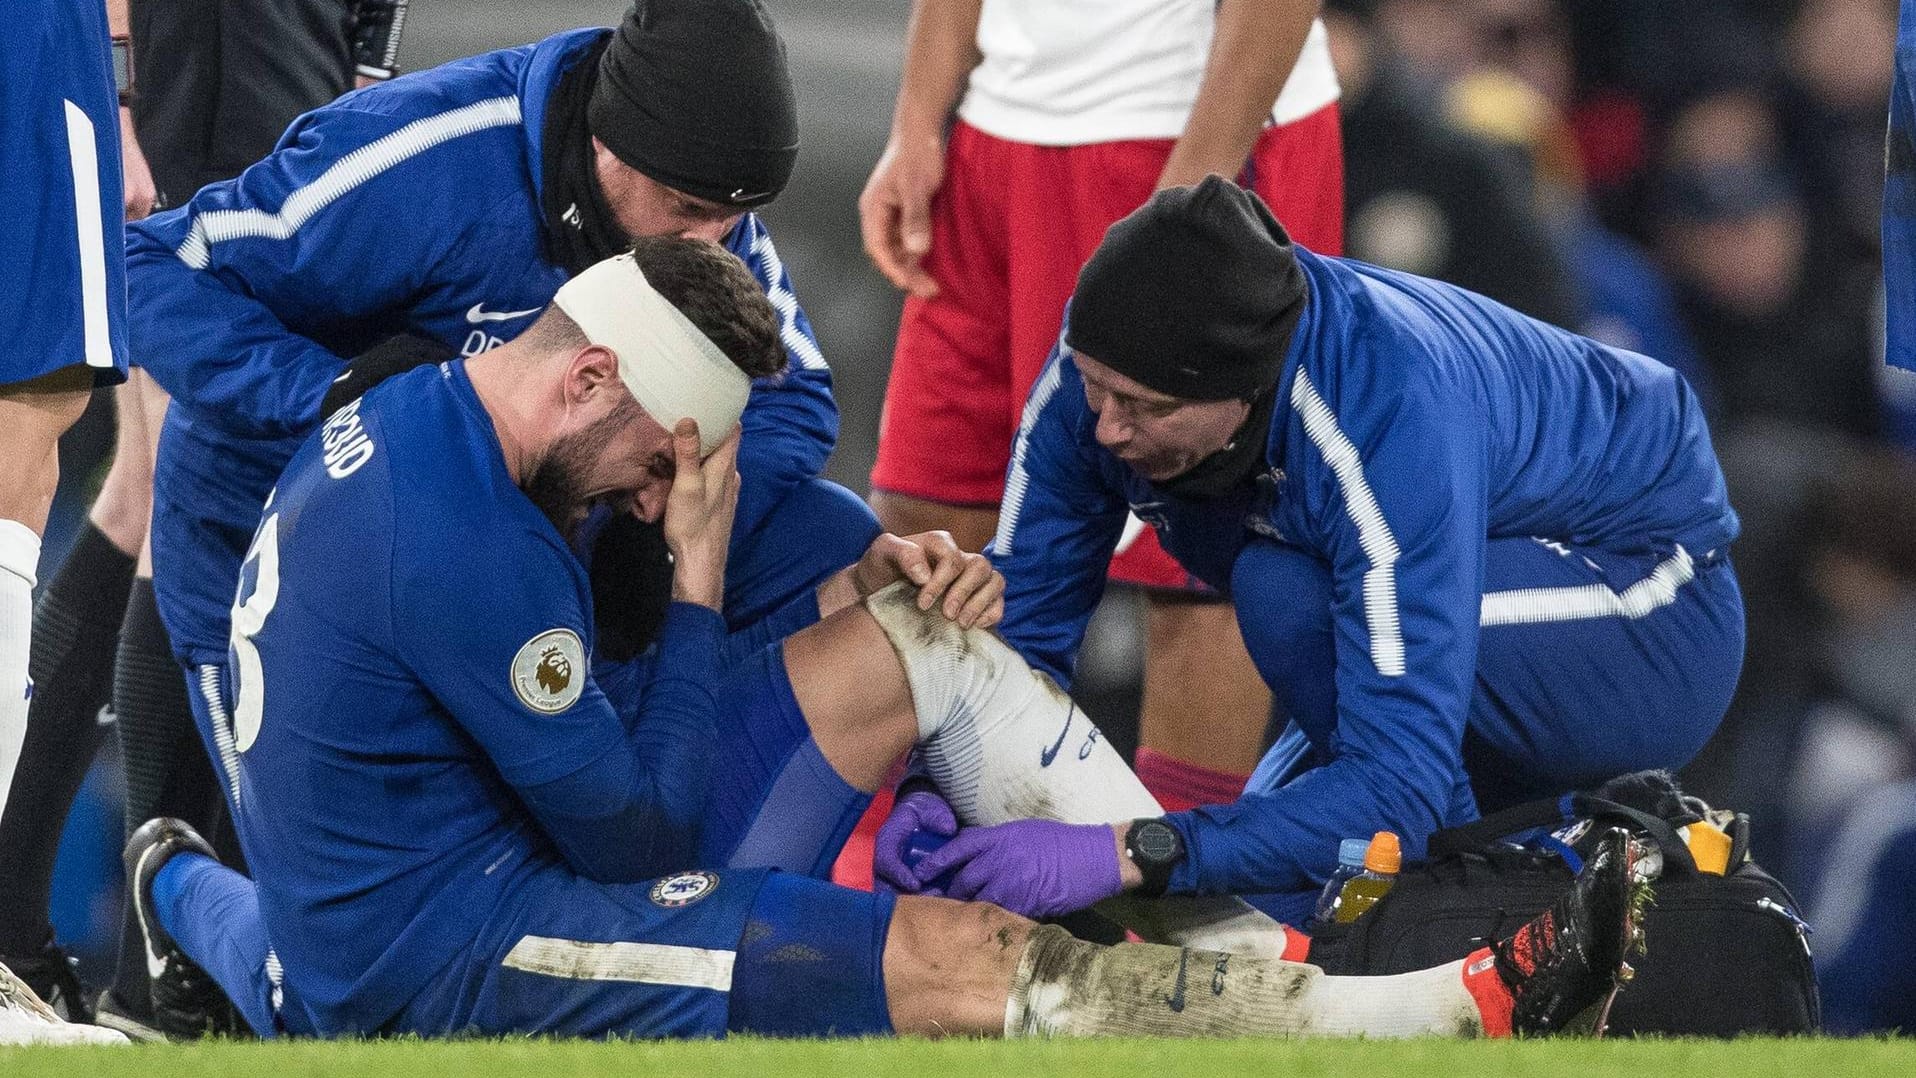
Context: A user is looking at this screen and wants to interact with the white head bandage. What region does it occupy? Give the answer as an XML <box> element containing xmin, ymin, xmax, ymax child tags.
<box><xmin>551</xmin><ymin>252</ymin><xmax>752</xmax><ymax>455</ymax></box>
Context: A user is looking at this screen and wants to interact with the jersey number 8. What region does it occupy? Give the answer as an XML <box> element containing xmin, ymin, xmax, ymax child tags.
<box><xmin>229</xmin><ymin>512</ymin><xmax>281</xmax><ymax>753</ymax></box>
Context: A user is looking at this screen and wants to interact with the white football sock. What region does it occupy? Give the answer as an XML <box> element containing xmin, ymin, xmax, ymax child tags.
<box><xmin>1006</xmin><ymin>925</ymin><xmax>1494</xmax><ymax>1039</ymax></box>
<box><xmin>865</xmin><ymin>583</ymin><xmax>1292</xmax><ymax>958</ymax></box>
<box><xmin>0</xmin><ymin>519</ymin><xmax>40</xmax><ymax>829</ymax></box>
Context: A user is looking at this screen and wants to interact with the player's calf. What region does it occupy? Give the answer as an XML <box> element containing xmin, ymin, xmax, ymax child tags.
<box><xmin>985</xmin><ymin>829</ymin><xmax>1644</xmax><ymax>1039</ymax></box>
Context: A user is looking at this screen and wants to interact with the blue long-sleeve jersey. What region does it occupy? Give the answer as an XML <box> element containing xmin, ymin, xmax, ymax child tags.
<box><xmin>130</xmin><ymin>27</ymin><xmax>838</xmax><ymax>666</ymax></box>
<box><xmin>231</xmin><ymin>359</ymin><xmax>724</xmax><ymax>1033</ymax></box>
<box><xmin>991</xmin><ymin>246</ymin><xmax>1739</xmax><ymax>896</ymax></box>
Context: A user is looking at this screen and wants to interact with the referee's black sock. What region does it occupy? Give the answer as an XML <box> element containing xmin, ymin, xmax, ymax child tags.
<box><xmin>0</xmin><ymin>523</ymin><xmax>134</xmax><ymax>960</ymax></box>
<box><xmin>107</xmin><ymin>577</ymin><xmax>227</xmax><ymax>1016</ymax></box>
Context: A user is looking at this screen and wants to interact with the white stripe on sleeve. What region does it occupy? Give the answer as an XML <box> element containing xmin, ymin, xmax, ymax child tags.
<box><xmin>175</xmin><ymin>97</ymin><xmax>523</xmax><ymax>270</ymax></box>
<box><xmin>747</xmin><ymin>228</ymin><xmax>828</xmax><ymax>372</ymax></box>
<box><xmin>1290</xmin><ymin>370</ymin><xmax>1405</xmax><ymax>677</ymax></box>
<box><xmin>993</xmin><ymin>355</ymin><xmax>1068</xmax><ymax>556</ymax></box>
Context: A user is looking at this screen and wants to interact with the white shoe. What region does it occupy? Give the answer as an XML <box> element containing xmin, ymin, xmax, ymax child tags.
<box><xmin>0</xmin><ymin>960</ymin><xmax>129</xmax><ymax>1046</ymax></box>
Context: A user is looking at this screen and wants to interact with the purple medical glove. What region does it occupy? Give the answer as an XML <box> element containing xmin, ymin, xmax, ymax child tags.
<box><xmin>873</xmin><ymin>789</ymin><xmax>957</xmax><ymax>893</ymax></box>
<box><xmin>910</xmin><ymin>819</ymin><xmax>1123</xmax><ymax>919</ymax></box>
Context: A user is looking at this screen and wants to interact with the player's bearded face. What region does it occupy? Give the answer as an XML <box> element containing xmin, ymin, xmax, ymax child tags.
<box><xmin>1074</xmin><ymin>354</ymin><xmax>1251</xmax><ymax>482</ymax></box>
<box><xmin>521</xmin><ymin>395</ymin><xmax>659</xmax><ymax>535</ymax></box>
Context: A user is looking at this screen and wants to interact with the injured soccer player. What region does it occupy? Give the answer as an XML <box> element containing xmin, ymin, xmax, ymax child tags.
<box><xmin>122</xmin><ymin>239</ymin><xmax>1641</xmax><ymax>1043</ymax></box>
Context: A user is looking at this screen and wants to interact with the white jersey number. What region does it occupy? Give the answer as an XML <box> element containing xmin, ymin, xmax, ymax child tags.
<box><xmin>229</xmin><ymin>512</ymin><xmax>281</xmax><ymax>753</ymax></box>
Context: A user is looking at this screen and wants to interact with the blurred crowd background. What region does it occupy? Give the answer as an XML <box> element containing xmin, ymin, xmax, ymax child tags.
<box><xmin>37</xmin><ymin>0</ymin><xmax>1916</xmax><ymax>1032</ymax></box>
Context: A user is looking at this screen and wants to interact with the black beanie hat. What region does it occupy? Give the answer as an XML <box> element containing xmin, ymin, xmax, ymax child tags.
<box><xmin>588</xmin><ymin>0</ymin><xmax>799</xmax><ymax>209</ymax></box>
<box><xmin>1065</xmin><ymin>176</ymin><xmax>1308</xmax><ymax>401</ymax></box>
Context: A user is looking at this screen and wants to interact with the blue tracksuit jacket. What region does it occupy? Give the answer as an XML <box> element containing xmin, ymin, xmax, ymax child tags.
<box><xmin>992</xmin><ymin>246</ymin><xmax>1741</xmax><ymax>898</ymax></box>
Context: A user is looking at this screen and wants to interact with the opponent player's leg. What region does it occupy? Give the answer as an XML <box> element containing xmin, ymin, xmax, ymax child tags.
<box><xmin>1134</xmin><ymin>591</ymin><xmax>1273</xmax><ymax>809</ymax></box>
<box><xmin>869</xmin><ymin>122</ymin><xmax>1015</xmax><ymax>553</ymax></box>
<box><xmin>0</xmin><ymin>377</ymin><xmax>145</xmax><ymax>1014</ymax></box>
<box><xmin>869</xmin><ymin>496</ymin><xmax>998</xmax><ymax>558</ymax></box>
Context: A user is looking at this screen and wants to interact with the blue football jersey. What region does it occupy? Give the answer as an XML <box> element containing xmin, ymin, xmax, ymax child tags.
<box><xmin>226</xmin><ymin>359</ymin><xmax>725</xmax><ymax>1033</ymax></box>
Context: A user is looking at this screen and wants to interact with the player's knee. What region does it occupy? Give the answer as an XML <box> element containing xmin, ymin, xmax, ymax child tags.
<box><xmin>888</xmin><ymin>893</ymin><xmax>1035</xmax><ymax>960</ymax></box>
<box><xmin>864</xmin><ymin>581</ymin><xmax>1028</xmax><ymax>741</ymax></box>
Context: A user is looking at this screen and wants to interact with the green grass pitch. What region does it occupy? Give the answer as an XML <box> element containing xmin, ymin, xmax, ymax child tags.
<box><xmin>4</xmin><ymin>1036</ymin><xmax>1912</xmax><ymax>1078</ymax></box>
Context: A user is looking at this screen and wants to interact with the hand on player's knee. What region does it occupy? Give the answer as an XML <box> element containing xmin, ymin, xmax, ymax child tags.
<box><xmin>849</xmin><ymin>531</ymin><xmax>1004</xmax><ymax>628</ymax></box>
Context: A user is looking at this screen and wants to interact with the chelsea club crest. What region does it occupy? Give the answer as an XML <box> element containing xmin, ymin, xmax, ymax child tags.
<box><xmin>650</xmin><ymin>871</ymin><xmax>719</xmax><ymax>908</ymax></box>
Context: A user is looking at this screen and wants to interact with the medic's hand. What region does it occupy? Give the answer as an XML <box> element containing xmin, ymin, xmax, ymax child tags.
<box><xmin>847</xmin><ymin>531</ymin><xmax>1003</xmax><ymax>629</ymax></box>
<box><xmin>910</xmin><ymin>819</ymin><xmax>1126</xmax><ymax>919</ymax></box>
<box><xmin>872</xmin><ymin>788</ymin><xmax>958</xmax><ymax>894</ymax></box>
<box><xmin>663</xmin><ymin>421</ymin><xmax>739</xmax><ymax>612</ymax></box>
<box><xmin>858</xmin><ymin>130</ymin><xmax>945</xmax><ymax>299</ymax></box>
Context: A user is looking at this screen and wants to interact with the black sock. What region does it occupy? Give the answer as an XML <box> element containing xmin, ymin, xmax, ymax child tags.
<box><xmin>108</xmin><ymin>578</ymin><xmax>227</xmax><ymax>1013</ymax></box>
<box><xmin>0</xmin><ymin>523</ymin><xmax>135</xmax><ymax>959</ymax></box>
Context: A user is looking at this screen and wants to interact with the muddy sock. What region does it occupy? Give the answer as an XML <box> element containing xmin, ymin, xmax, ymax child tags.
<box><xmin>1004</xmin><ymin>924</ymin><xmax>1497</xmax><ymax>1039</ymax></box>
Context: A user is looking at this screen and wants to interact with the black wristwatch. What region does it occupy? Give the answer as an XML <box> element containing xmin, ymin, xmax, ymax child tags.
<box><xmin>1124</xmin><ymin>818</ymin><xmax>1185</xmax><ymax>898</ymax></box>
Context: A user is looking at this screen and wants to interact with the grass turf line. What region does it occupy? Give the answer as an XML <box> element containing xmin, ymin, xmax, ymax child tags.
<box><xmin>3</xmin><ymin>1036</ymin><xmax>1912</xmax><ymax>1078</ymax></box>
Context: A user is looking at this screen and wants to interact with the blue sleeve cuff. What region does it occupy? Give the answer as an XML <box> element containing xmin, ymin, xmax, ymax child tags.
<box><xmin>653</xmin><ymin>602</ymin><xmax>727</xmax><ymax>683</ymax></box>
<box><xmin>1163</xmin><ymin>809</ymin><xmax>1207</xmax><ymax>895</ymax></box>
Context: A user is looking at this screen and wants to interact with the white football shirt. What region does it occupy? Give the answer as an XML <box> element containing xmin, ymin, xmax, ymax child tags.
<box><xmin>958</xmin><ymin>0</ymin><xmax>1340</xmax><ymax>146</ymax></box>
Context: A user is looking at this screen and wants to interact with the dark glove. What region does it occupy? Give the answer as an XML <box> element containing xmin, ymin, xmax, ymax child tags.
<box><xmin>320</xmin><ymin>333</ymin><xmax>455</xmax><ymax>417</ymax></box>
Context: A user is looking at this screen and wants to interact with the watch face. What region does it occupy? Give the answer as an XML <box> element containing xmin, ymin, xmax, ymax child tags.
<box><xmin>1135</xmin><ymin>821</ymin><xmax>1180</xmax><ymax>861</ymax></box>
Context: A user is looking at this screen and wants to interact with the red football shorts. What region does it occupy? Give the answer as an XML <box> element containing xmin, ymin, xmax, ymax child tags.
<box><xmin>871</xmin><ymin>106</ymin><xmax>1344</xmax><ymax>589</ymax></box>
